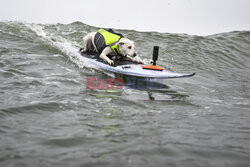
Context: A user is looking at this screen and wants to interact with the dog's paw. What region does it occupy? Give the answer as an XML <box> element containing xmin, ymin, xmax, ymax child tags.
<box><xmin>108</xmin><ymin>60</ymin><xmax>114</xmax><ymax>66</ymax></box>
<box><xmin>137</xmin><ymin>60</ymin><xmax>144</xmax><ymax>64</ymax></box>
<box><xmin>80</xmin><ymin>48</ymin><xmax>87</xmax><ymax>53</ymax></box>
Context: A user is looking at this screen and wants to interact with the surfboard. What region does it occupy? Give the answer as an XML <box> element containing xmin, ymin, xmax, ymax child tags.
<box><xmin>80</xmin><ymin>51</ymin><xmax>195</xmax><ymax>79</ymax></box>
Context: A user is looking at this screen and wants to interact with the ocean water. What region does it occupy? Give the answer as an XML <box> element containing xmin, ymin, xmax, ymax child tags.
<box><xmin>0</xmin><ymin>21</ymin><xmax>250</xmax><ymax>167</ymax></box>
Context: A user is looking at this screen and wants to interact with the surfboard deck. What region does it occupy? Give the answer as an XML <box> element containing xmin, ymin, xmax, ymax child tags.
<box><xmin>80</xmin><ymin>51</ymin><xmax>195</xmax><ymax>79</ymax></box>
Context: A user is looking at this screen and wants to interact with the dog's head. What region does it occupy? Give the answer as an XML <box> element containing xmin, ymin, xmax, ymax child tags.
<box><xmin>118</xmin><ymin>38</ymin><xmax>137</xmax><ymax>57</ymax></box>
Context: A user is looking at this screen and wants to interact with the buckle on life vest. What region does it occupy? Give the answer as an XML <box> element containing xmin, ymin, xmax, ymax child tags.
<box><xmin>142</xmin><ymin>65</ymin><xmax>164</xmax><ymax>71</ymax></box>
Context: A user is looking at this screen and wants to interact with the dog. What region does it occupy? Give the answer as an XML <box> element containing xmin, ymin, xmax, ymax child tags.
<box><xmin>80</xmin><ymin>28</ymin><xmax>144</xmax><ymax>66</ymax></box>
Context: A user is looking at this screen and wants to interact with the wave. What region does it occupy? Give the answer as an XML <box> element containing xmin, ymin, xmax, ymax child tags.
<box><xmin>1</xmin><ymin>21</ymin><xmax>250</xmax><ymax>167</ymax></box>
<box><xmin>0</xmin><ymin>21</ymin><xmax>250</xmax><ymax>76</ymax></box>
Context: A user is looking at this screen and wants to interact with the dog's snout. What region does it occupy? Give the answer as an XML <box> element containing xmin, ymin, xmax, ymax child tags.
<box><xmin>133</xmin><ymin>53</ymin><xmax>137</xmax><ymax>57</ymax></box>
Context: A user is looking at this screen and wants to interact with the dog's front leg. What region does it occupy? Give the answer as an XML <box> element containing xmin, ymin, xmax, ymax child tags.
<box><xmin>125</xmin><ymin>56</ymin><xmax>144</xmax><ymax>64</ymax></box>
<box><xmin>100</xmin><ymin>47</ymin><xmax>114</xmax><ymax>66</ymax></box>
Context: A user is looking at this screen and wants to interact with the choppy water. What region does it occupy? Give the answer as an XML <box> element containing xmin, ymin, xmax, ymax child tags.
<box><xmin>0</xmin><ymin>21</ymin><xmax>250</xmax><ymax>167</ymax></box>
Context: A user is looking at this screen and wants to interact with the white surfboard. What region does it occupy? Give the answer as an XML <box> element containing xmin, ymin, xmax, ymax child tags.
<box><xmin>80</xmin><ymin>51</ymin><xmax>195</xmax><ymax>79</ymax></box>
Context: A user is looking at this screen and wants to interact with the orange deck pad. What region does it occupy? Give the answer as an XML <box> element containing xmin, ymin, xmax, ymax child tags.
<box><xmin>142</xmin><ymin>65</ymin><xmax>164</xmax><ymax>71</ymax></box>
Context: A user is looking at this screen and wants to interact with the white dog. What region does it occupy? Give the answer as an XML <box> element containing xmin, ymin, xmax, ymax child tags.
<box><xmin>80</xmin><ymin>29</ymin><xmax>143</xmax><ymax>66</ymax></box>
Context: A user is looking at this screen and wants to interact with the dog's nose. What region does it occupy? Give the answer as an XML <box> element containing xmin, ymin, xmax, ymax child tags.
<box><xmin>133</xmin><ymin>53</ymin><xmax>137</xmax><ymax>57</ymax></box>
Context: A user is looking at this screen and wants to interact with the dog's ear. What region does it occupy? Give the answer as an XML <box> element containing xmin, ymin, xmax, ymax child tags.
<box><xmin>118</xmin><ymin>42</ymin><xmax>125</xmax><ymax>45</ymax></box>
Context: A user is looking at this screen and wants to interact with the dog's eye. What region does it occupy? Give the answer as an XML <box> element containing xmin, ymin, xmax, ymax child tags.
<box><xmin>128</xmin><ymin>46</ymin><xmax>132</xmax><ymax>49</ymax></box>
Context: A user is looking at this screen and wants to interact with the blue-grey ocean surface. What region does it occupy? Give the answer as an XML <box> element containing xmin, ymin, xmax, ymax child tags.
<box><xmin>0</xmin><ymin>21</ymin><xmax>250</xmax><ymax>167</ymax></box>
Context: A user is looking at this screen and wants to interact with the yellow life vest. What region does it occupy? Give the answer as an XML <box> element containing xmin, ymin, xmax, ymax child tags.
<box><xmin>94</xmin><ymin>29</ymin><xmax>125</xmax><ymax>55</ymax></box>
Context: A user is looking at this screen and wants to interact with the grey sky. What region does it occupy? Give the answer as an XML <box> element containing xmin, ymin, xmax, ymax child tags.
<box><xmin>0</xmin><ymin>0</ymin><xmax>249</xmax><ymax>35</ymax></box>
